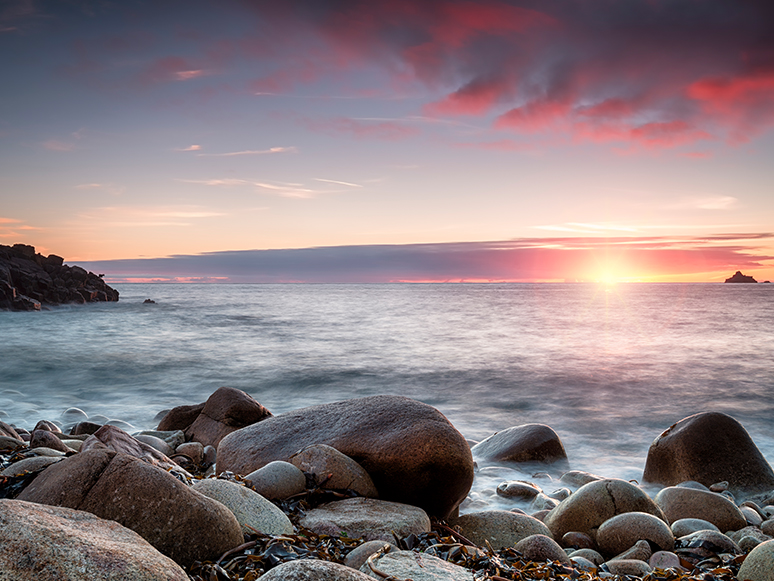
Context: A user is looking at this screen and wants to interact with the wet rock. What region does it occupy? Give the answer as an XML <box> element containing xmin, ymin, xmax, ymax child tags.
<box><xmin>604</xmin><ymin>559</ymin><xmax>652</xmax><ymax>575</ymax></box>
<box><xmin>544</xmin><ymin>479</ymin><xmax>666</xmax><ymax>541</ymax></box>
<box><xmin>741</xmin><ymin>505</ymin><xmax>765</xmax><ymax>527</ymax></box>
<box><xmin>70</xmin><ymin>421</ymin><xmax>102</xmax><ymax>435</ymax></box>
<box><xmin>34</xmin><ymin>420</ymin><xmax>62</xmax><ymax>433</ymax></box>
<box><xmin>655</xmin><ymin>486</ymin><xmax>747</xmax><ymax>531</ymax></box>
<box><xmin>175</xmin><ymin>441</ymin><xmax>204</xmax><ymax>465</ymax></box>
<box><xmin>596</xmin><ymin>511</ymin><xmax>674</xmax><ymax>557</ymax></box>
<box><xmin>530</xmin><ymin>493</ymin><xmax>559</xmax><ymax>511</ymax></box>
<box><xmin>449</xmin><ymin>510</ymin><xmax>552</xmax><ymax>549</ymax></box>
<box><xmin>561</xmin><ymin>531</ymin><xmax>595</xmax><ymax>550</ymax></box>
<box><xmin>570</xmin><ymin>555</ymin><xmax>598</xmax><ymax>572</ymax></box>
<box><xmin>496</xmin><ymin>480</ymin><xmax>541</xmax><ymax>499</ymax></box>
<box><xmin>560</xmin><ymin>470</ymin><xmax>604</xmax><ymax>487</ymax></box>
<box><xmin>514</xmin><ymin>534</ymin><xmax>570</xmax><ymax>564</ymax></box>
<box><xmin>650</xmin><ymin>550</ymin><xmax>681</xmax><ymax>569</ymax></box>
<box><xmin>0</xmin><ymin>455</ymin><xmax>62</xmax><ymax>477</ymax></box>
<box><xmin>678</xmin><ymin>530</ymin><xmax>741</xmax><ymax>556</ymax></box>
<box><xmin>471</xmin><ymin>424</ymin><xmax>567</xmax><ymax>465</ymax></box>
<box><xmin>0</xmin><ymin>499</ymin><xmax>187</xmax><ymax>581</ymax></box>
<box><xmin>0</xmin><ymin>420</ymin><xmax>22</xmax><ymax>440</ymax></box>
<box><xmin>344</xmin><ymin>541</ymin><xmax>397</xmax><ymax>570</ymax></box>
<box><xmin>245</xmin><ymin>460</ymin><xmax>306</xmax><ymax>500</ymax></box>
<box><xmin>361</xmin><ymin>550</ymin><xmax>473</xmax><ymax>581</ymax></box>
<box><xmin>547</xmin><ymin>487</ymin><xmax>571</xmax><ymax>501</ymax></box>
<box><xmin>677</xmin><ymin>480</ymin><xmax>710</xmax><ymax>491</ymax></box>
<box><xmin>218</xmin><ymin>395</ymin><xmax>474</xmax><ymax>519</ymax></box>
<box><xmin>261</xmin><ymin>559</ymin><xmax>374</xmax><ymax>581</ymax></box>
<box><xmin>728</xmin><ymin>525</ymin><xmax>771</xmax><ymax>547</ymax></box>
<box><xmin>611</xmin><ymin>539</ymin><xmax>651</xmax><ymax>562</ymax></box>
<box><xmin>192</xmin><ymin>478</ymin><xmax>293</xmax><ymax>535</ymax></box>
<box><xmin>0</xmin><ymin>434</ymin><xmax>26</xmax><ymax>452</ymax></box>
<box><xmin>290</xmin><ymin>443</ymin><xmax>378</xmax><ymax>498</ymax></box>
<box><xmin>299</xmin><ymin>497</ymin><xmax>430</xmax><ymax>542</ymax></box>
<box><xmin>134</xmin><ymin>434</ymin><xmax>175</xmax><ymax>457</ymax></box>
<box><xmin>737</xmin><ymin>539</ymin><xmax>774</xmax><ymax>581</ymax></box>
<box><xmin>159</xmin><ymin>387</ymin><xmax>272</xmax><ymax>448</ymax></box>
<box><xmin>135</xmin><ymin>429</ymin><xmax>186</xmax><ymax>449</ymax></box>
<box><xmin>671</xmin><ymin>518</ymin><xmax>719</xmax><ymax>536</ymax></box>
<box><xmin>643</xmin><ymin>412</ymin><xmax>774</xmax><ymax>493</ymax></box>
<box><xmin>17</xmin><ymin>449</ymin><xmax>243</xmax><ymax>567</ymax></box>
<box><xmin>30</xmin><ymin>429</ymin><xmax>72</xmax><ymax>453</ymax></box>
<box><xmin>568</xmin><ymin>548</ymin><xmax>604</xmax><ymax>565</ymax></box>
<box><xmin>81</xmin><ymin>424</ymin><xmax>185</xmax><ymax>475</ymax></box>
<box><xmin>60</xmin><ymin>439</ymin><xmax>83</xmax><ymax>451</ymax></box>
<box><xmin>710</xmin><ymin>481</ymin><xmax>729</xmax><ymax>492</ymax></box>
<box><xmin>762</xmin><ymin>519</ymin><xmax>774</xmax><ymax>536</ymax></box>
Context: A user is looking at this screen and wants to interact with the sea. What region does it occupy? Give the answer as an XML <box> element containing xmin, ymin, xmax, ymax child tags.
<box><xmin>2</xmin><ymin>283</ymin><xmax>773</xmax><ymax>509</ymax></box>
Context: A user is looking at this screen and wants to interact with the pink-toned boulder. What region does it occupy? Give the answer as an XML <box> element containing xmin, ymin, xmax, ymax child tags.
<box><xmin>654</xmin><ymin>486</ymin><xmax>747</xmax><ymax>532</ymax></box>
<box><xmin>290</xmin><ymin>443</ymin><xmax>378</xmax><ymax>498</ymax></box>
<box><xmin>81</xmin><ymin>424</ymin><xmax>184</xmax><ymax>474</ymax></box>
<box><xmin>0</xmin><ymin>420</ymin><xmax>21</xmax><ymax>440</ymax></box>
<box><xmin>158</xmin><ymin>386</ymin><xmax>272</xmax><ymax>448</ymax></box>
<box><xmin>217</xmin><ymin>395</ymin><xmax>474</xmax><ymax>518</ymax></box>
<box><xmin>472</xmin><ymin>424</ymin><xmax>567</xmax><ymax>464</ymax></box>
<box><xmin>30</xmin><ymin>429</ymin><xmax>72</xmax><ymax>453</ymax></box>
<box><xmin>17</xmin><ymin>449</ymin><xmax>243</xmax><ymax>567</ymax></box>
<box><xmin>643</xmin><ymin>412</ymin><xmax>774</xmax><ymax>493</ymax></box>
<box><xmin>0</xmin><ymin>499</ymin><xmax>188</xmax><ymax>580</ymax></box>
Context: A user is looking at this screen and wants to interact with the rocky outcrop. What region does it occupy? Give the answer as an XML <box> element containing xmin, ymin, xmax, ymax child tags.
<box><xmin>216</xmin><ymin>395</ymin><xmax>474</xmax><ymax>519</ymax></box>
<box><xmin>724</xmin><ymin>271</ymin><xmax>757</xmax><ymax>283</ymax></box>
<box><xmin>157</xmin><ymin>386</ymin><xmax>272</xmax><ymax>448</ymax></box>
<box><xmin>642</xmin><ymin>412</ymin><xmax>774</xmax><ymax>493</ymax></box>
<box><xmin>0</xmin><ymin>243</ymin><xmax>118</xmax><ymax>310</ymax></box>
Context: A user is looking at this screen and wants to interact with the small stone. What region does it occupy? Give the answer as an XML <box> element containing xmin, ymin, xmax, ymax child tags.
<box><xmin>34</xmin><ymin>420</ymin><xmax>61</xmax><ymax>433</ymax></box>
<box><xmin>604</xmin><ymin>559</ymin><xmax>652</xmax><ymax>575</ymax></box>
<box><xmin>570</xmin><ymin>555</ymin><xmax>598</xmax><ymax>572</ymax></box>
<box><xmin>344</xmin><ymin>541</ymin><xmax>397</xmax><ymax>570</ymax></box>
<box><xmin>361</xmin><ymin>550</ymin><xmax>473</xmax><ymax>581</ymax></box>
<box><xmin>737</xmin><ymin>539</ymin><xmax>774</xmax><ymax>581</ymax></box>
<box><xmin>496</xmin><ymin>480</ymin><xmax>541</xmax><ymax>499</ymax></box>
<box><xmin>514</xmin><ymin>534</ymin><xmax>570</xmax><ymax>564</ymax></box>
<box><xmin>677</xmin><ymin>530</ymin><xmax>741</xmax><ymax>555</ymax></box>
<box><xmin>568</xmin><ymin>548</ymin><xmax>604</xmax><ymax>565</ymax></box>
<box><xmin>191</xmin><ymin>478</ymin><xmax>293</xmax><ymax>536</ymax></box>
<box><xmin>611</xmin><ymin>539</ymin><xmax>651</xmax><ymax>562</ymax></box>
<box><xmin>710</xmin><ymin>481</ymin><xmax>729</xmax><ymax>492</ymax></box>
<box><xmin>762</xmin><ymin>519</ymin><xmax>774</xmax><ymax>536</ymax></box>
<box><xmin>289</xmin><ymin>443</ymin><xmax>378</xmax><ymax>498</ymax></box>
<box><xmin>530</xmin><ymin>493</ymin><xmax>559</xmax><ymax>511</ymax></box>
<box><xmin>561</xmin><ymin>531</ymin><xmax>595</xmax><ymax>550</ymax></box>
<box><xmin>245</xmin><ymin>461</ymin><xmax>306</xmax><ymax>500</ymax></box>
<box><xmin>671</xmin><ymin>517</ymin><xmax>719</xmax><ymax>537</ymax></box>
<box><xmin>134</xmin><ymin>435</ymin><xmax>174</xmax><ymax>457</ymax></box>
<box><xmin>728</xmin><ymin>525</ymin><xmax>772</xmax><ymax>547</ymax></box>
<box><xmin>741</xmin><ymin>506</ymin><xmax>765</xmax><ymax>527</ymax></box>
<box><xmin>655</xmin><ymin>486</ymin><xmax>746</xmax><ymax>532</ymax></box>
<box><xmin>649</xmin><ymin>550</ymin><xmax>681</xmax><ymax>569</ymax></box>
<box><xmin>740</xmin><ymin>535</ymin><xmax>765</xmax><ymax>552</ymax></box>
<box><xmin>175</xmin><ymin>442</ymin><xmax>204</xmax><ymax>465</ymax></box>
<box><xmin>30</xmin><ymin>430</ymin><xmax>72</xmax><ymax>453</ymax></box>
<box><xmin>560</xmin><ymin>470</ymin><xmax>604</xmax><ymax>487</ymax></box>
<box><xmin>0</xmin><ymin>435</ymin><xmax>26</xmax><ymax>452</ymax></box>
<box><xmin>548</xmin><ymin>487</ymin><xmax>571</xmax><ymax>501</ymax></box>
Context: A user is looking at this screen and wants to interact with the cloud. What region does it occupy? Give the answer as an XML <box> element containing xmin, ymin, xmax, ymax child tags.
<box><xmin>176</xmin><ymin>144</ymin><xmax>201</xmax><ymax>152</ymax></box>
<box><xmin>78</xmin><ymin>234</ymin><xmax>774</xmax><ymax>283</ymax></box>
<box><xmin>74</xmin><ymin>205</ymin><xmax>226</xmax><ymax>229</ymax></box>
<box><xmin>178</xmin><ymin>178</ymin><xmax>340</xmax><ymax>199</ymax></box>
<box><xmin>197</xmin><ymin>146</ymin><xmax>297</xmax><ymax>157</ymax></box>
<box><xmin>315</xmin><ymin>178</ymin><xmax>362</xmax><ymax>188</ymax></box>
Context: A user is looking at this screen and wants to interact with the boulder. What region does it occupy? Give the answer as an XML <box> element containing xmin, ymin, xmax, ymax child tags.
<box><xmin>677</xmin><ymin>530</ymin><xmax>741</xmax><ymax>555</ymax></box>
<box><xmin>218</xmin><ymin>395</ymin><xmax>474</xmax><ymax>518</ymax></box>
<box><xmin>671</xmin><ymin>517</ymin><xmax>719</xmax><ymax>537</ymax></box>
<box><xmin>596</xmin><ymin>511</ymin><xmax>674</xmax><ymax>557</ymax></box>
<box><xmin>260</xmin><ymin>559</ymin><xmax>374</xmax><ymax>581</ymax></box>
<box><xmin>449</xmin><ymin>510</ymin><xmax>553</xmax><ymax>549</ymax></box>
<box><xmin>649</xmin><ymin>551</ymin><xmax>681</xmax><ymax>569</ymax></box>
<box><xmin>471</xmin><ymin>424</ymin><xmax>567</xmax><ymax>464</ymax></box>
<box><xmin>737</xmin><ymin>539</ymin><xmax>774</xmax><ymax>581</ymax></box>
<box><xmin>298</xmin><ymin>497</ymin><xmax>430</xmax><ymax>542</ymax></box>
<box><xmin>290</xmin><ymin>443</ymin><xmax>378</xmax><ymax>497</ymax></box>
<box><xmin>611</xmin><ymin>539</ymin><xmax>651</xmax><ymax>562</ymax></box>
<box><xmin>344</xmin><ymin>541</ymin><xmax>398</xmax><ymax>570</ymax></box>
<box><xmin>29</xmin><ymin>429</ymin><xmax>72</xmax><ymax>453</ymax></box>
<box><xmin>245</xmin><ymin>460</ymin><xmax>307</xmax><ymax>500</ymax></box>
<box><xmin>158</xmin><ymin>387</ymin><xmax>272</xmax><ymax>448</ymax></box>
<box><xmin>725</xmin><ymin>271</ymin><xmax>757</xmax><ymax>283</ymax></box>
<box><xmin>0</xmin><ymin>455</ymin><xmax>63</xmax><ymax>477</ymax></box>
<box><xmin>17</xmin><ymin>449</ymin><xmax>243</xmax><ymax>567</ymax></box>
<box><xmin>655</xmin><ymin>486</ymin><xmax>747</xmax><ymax>531</ymax></box>
<box><xmin>81</xmin><ymin>424</ymin><xmax>184</xmax><ymax>474</ymax></box>
<box><xmin>643</xmin><ymin>412</ymin><xmax>774</xmax><ymax>493</ymax></box>
<box><xmin>544</xmin><ymin>479</ymin><xmax>666</xmax><ymax>541</ymax></box>
<box><xmin>514</xmin><ymin>534</ymin><xmax>570</xmax><ymax>564</ymax></box>
<box><xmin>361</xmin><ymin>550</ymin><xmax>474</xmax><ymax>581</ymax></box>
<box><xmin>191</xmin><ymin>478</ymin><xmax>293</xmax><ymax>535</ymax></box>
<box><xmin>604</xmin><ymin>560</ymin><xmax>652</xmax><ymax>575</ymax></box>
<box><xmin>0</xmin><ymin>434</ymin><xmax>27</xmax><ymax>452</ymax></box>
<box><xmin>0</xmin><ymin>420</ymin><xmax>21</xmax><ymax>440</ymax></box>
<box><xmin>496</xmin><ymin>480</ymin><xmax>541</xmax><ymax>499</ymax></box>
<box><xmin>0</xmin><ymin>499</ymin><xmax>188</xmax><ymax>580</ymax></box>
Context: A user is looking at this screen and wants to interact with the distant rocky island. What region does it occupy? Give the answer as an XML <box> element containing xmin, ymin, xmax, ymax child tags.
<box><xmin>724</xmin><ymin>271</ymin><xmax>757</xmax><ymax>283</ymax></box>
<box><xmin>0</xmin><ymin>244</ymin><xmax>119</xmax><ymax>311</ymax></box>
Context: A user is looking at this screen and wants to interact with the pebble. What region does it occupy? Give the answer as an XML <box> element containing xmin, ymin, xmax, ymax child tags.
<box><xmin>568</xmin><ymin>548</ymin><xmax>604</xmax><ymax>565</ymax></box>
<box><xmin>610</xmin><ymin>539</ymin><xmax>651</xmax><ymax>562</ymax></box>
<box><xmin>604</xmin><ymin>559</ymin><xmax>652</xmax><ymax>575</ymax></box>
<box><xmin>559</xmin><ymin>470</ymin><xmax>603</xmax><ymax>487</ymax></box>
<box><xmin>0</xmin><ymin>455</ymin><xmax>62</xmax><ymax>477</ymax></box>
<box><xmin>362</xmin><ymin>550</ymin><xmax>474</xmax><ymax>581</ymax></box>
<box><xmin>530</xmin><ymin>493</ymin><xmax>559</xmax><ymax>511</ymax></box>
<box><xmin>514</xmin><ymin>534</ymin><xmax>570</xmax><ymax>564</ymax></box>
<box><xmin>134</xmin><ymin>435</ymin><xmax>174</xmax><ymax>457</ymax></box>
<box><xmin>709</xmin><ymin>480</ymin><xmax>729</xmax><ymax>492</ymax></box>
<box><xmin>496</xmin><ymin>480</ymin><xmax>541</xmax><ymax>499</ymax></box>
<box><xmin>741</xmin><ymin>505</ymin><xmax>765</xmax><ymax>527</ymax></box>
<box><xmin>245</xmin><ymin>460</ymin><xmax>306</xmax><ymax>500</ymax></box>
<box><xmin>671</xmin><ymin>517</ymin><xmax>719</xmax><ymax>537</ymax></box>
<box><xmin>561</xmin><ymin>531</ymin><xmax>595</xmax><ymax>550</ymax></box>
<box><xmin>649</xmin><ymin>550</ymin><xmax>681</xmax><ymax>569</ymax></box>
<box><xmin>762</xmin><ymin>519</ymin><xmax>774</xmax><ymax>536</ymax></box>
<box><xmin>344</xmin><ymin>540</ymin><xmax>397</xmax><ymax>570</ymax></box>
<box><xmin>175</xmin><ymin>442</ymin><xmax>204</xmax><ymax>465</ymax></box>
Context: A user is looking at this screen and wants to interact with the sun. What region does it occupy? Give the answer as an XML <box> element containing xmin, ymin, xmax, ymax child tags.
<box><xmin>595</xmin><ymin>272</ymin><xmax>620</xmax><ymax>285</ymax></box>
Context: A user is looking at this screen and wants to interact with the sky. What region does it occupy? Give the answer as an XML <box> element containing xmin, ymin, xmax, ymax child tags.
<box><xmin>1</xmin><ymin>0</ymin><xmax>773</xmax><ymax>283</ymax></box>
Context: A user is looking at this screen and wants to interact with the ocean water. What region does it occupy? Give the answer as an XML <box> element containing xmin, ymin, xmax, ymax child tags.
<box><xmin>2</xmin><ymin>283</ymin><xmax>773</xmax><ymax>507</ymax></box>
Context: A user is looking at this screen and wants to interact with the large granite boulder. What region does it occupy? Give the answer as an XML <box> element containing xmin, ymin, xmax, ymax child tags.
<box><xmin>471</xmin><ymin>424</ymin><xmax>567</xmax><ymax>465</ymax></box>
<box><xmin>17</xmin><ymin>449</ymin><xmax>243</xmax><ymax>567</ymax></box>
<box><xmin>157</xmin><ymin>386</ymin><xmax>272</xmax><ymax>448</ymax></box>
<box><xmin>217</xmin><ymin>395</ymin><xmax>474</xmax><ymax>518</ymax></box>
<box><xmin>261</xmin><ymin>559</ymin><xmax>374</xmax><ymax>581</ymax></box>
<box><xmin>543</xmin><ymin>479</ymin><xmax>666</xmax><ymax>541</ymax></box>
<box><xmin>0</xmin><ymin>499</ymin><xmax>188</xmax><ymax>580</ymax></box>
<box><xmin>361</xmin><ymin>550</ymin><xmax>474</xmax><ymax>580</ymax></box>
<box><xmin>643</xmin><ymin>412</ymin><xmax>774</xmax><ymax>493</ymax></box>
<box><xmin>654</xmin><ymin>486</ymin><xmax>747</xmax><ymax>531</ymax></box>
<box><xmin>81</xmin><ymin>424</ymin><xmax>184</xmax><ymax>474</ymax></box>
<box><xmin>737</xmin><ymin>539</ymin><xmax>774</xmax><ymax>581</ymax></box>
<box><xmin>0</xmin><ymin>243</ymin><xmax>118</xmax><ymax>310</ymax></box>
<box><xmin>448</xmin><ymin>510</ymin><xmax>552</xmax><ymax>549</ymax></box>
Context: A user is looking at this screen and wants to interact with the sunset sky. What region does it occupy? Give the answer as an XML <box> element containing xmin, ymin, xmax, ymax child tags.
<box><xmin>1</xmin><ymin>0</ymin><xmax>773</xmax><ymax>282</ymax></box>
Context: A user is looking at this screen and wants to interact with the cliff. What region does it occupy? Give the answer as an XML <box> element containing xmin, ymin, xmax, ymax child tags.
<box><xmin>0</xmin><ymin>244</ymin><xmax>119</xmax><ymax>311</ymax></box>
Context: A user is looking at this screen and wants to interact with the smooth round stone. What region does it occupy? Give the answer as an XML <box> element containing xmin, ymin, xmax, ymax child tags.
<box><xmin>530</xmin><ymin>493</ymin><xmax>559</xmax><ymax>511</ymax></box>
<box><xmin>740</xmin><ymin>535</ymin><xmax>766</xmax><ymax>552</ymax></box>
<box><xmin>597</xmin><ymin>511</ymin><xmax>674</xmax><ymax>557</ymax></box>
<box><xmin>709</xmin><ymin>481</ymin><xmax>729</xmax><ymax>492</ymax></box>
<box><xmin>191</xmin><ymin>478</ymin><xmax>293</xmax><ymax>536</ymax></box>
<box><xmin>27</xmin><ymin>447</ymin><xmax>67</xmax><ymax>457</ymax></box>
<box><xmin>515</xmin><ymin>534</ymin><xmax>570</xmax><ymax>564</ymax></box>
<box><xmin>611</xmin><ymin>539</ymin><xmax>651</xmax><ymax>562</ymax></box>
<box><xmin>570</xmin><ymin>556</ymin><xmax>598</xmax><ymax>572</ymax></box>
<box><xmin>289</xmin><ymin>443</ymin><xmax>378</xmax><ymax>498</ymax></box>
<box><xmin>568</xmin><ymin>548</ymin><xmax>603</xmax><ymax>565</ymax></box>
<box><xmin>530</xmin><ymin>509</ymin><xmax>551</xmax><ymax>521</ymax></box>
<box><xmin>245</xmin><ymin>461</ymin><xmax>306</xmax><ymax>500</ymax></box>
<box><xmin>203</xmin><ymin>445</ymin><xmax>216</xmax><ymax>466</ymax></box>
<box><xmin>655</xmin><ymin>486</ymin><xmax>746</xmax><ymax>532</ymax></box>
<box><xmin>361</xmin><ymin>550</ymin><xmax>473</xmax><ymax>581</ymax></box>
<box><xmin>60</xmin><ymin>408</ymin><xmax>89</xmax><ymax>423</ymax></box>
<box><xmin>548</xmin><ymin>487</ymin><xmax>571</xmax><ymax>501</ymax></box>
<box><xmin>0</xmin><ymin>456</ymin><xmax>62</xmax><ymax>477</ymax></box>
<box><xmin>262</xmin><ymin>559</ymin><xmax>373</xmax><ymax>581</ymax></box>
<box><xmin>729</xmin><ymin>525</ymin><xmax>772</xmax><ymax>547</ymax></box>
<box><xmin>134</xmin><ymin>435</ymin><xmax>174</xmax><ymax>457</ymax></box>
<box><xmin>449</xmin><ymin>510</ymin><xmax>552</xmax><ymax>550</ymax></box>
<box><xmin>496</xmin><ymin>480</ymin><xmax>541</xmax><ymax>499</ymax></box>
<box><xmin>34</xmin><ymin>420</ymin><xmax>61</xmax><ymax>433</ymax></box>
<box><xmin>677</xmin><ymin>480</ymin><xmax>710</xmax><ymax>491</ymax></box>
<box><xmin>604</xmin><ymin>559</ymin><xmax>652</xmax><ymax>575</ymax></box>
<box><xmin>737</xmin><ymin>539</ymin><xmax>774</xmax><ymax>581</ymax></box>
<box><xmin>762</xmin><ymin>519</ymin><xmax>774</xmax><ymax>536</ymax></box>
<box><xmin>561</xmin><ymin>531</ymin><xmax>595</xmax><ymax>550</ymax></box>
<box><xmin>176</xmin><ymin>442</ymin><xmax>204</xmax><ymax>465</ymax></box>
<box><xmin>649</xmin><ymin>550</ymin><xmax>681</xmax><ymax>569</ymax></box>
<box><xmin>671</xmin><ymin>517</ymin><xmax>719</xmax><ymax>537</ymax></box>
<box><xmin>742</xmin><ymin>506</ymin><xmax>765</xmax><ymax>527</ymax></box>
<box><xmin>559</xmin><ymin>470</ymin><xmax>603</xmax><ymax>487</ymax></box>
<box><xmin>69</xmin><ymin>421</ymin><xmax>102</xmax><ymax>436</ymax></box>
<box><xmin>105</xmin><ymin>419</ymin><xmax>135</xmax><ymax>432</ymax></box>
<box><xmin>678</xmin><ymin>530</ymin><xmax>741</xmax><ymax>555</ymax></box>
<box><xmin>344</xmin><ymin>540</ymin><xmax>397</xmax><ymax>570</ymax></box>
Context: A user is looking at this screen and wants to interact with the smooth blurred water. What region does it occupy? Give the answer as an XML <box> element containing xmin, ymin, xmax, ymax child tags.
<box><xmin>1</xmin><ymin>283</ymin><xmax>773</xmax><ymax>500</ymax></box>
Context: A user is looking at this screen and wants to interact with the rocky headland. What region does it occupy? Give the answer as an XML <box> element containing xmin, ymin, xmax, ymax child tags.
<box><xmin>2</xmin><ymin>390</ymin><xmax>774</xmax><ymax>580</ymax></box>
<box><xmin>725</xmin><ymin>271</ymin><xmax>758</xmax><ymax>283</ymax></box>
<box><xmin>0</xmin><ymin>243</ymin><xmax>119</xmax><ymax>310</ymax></box>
